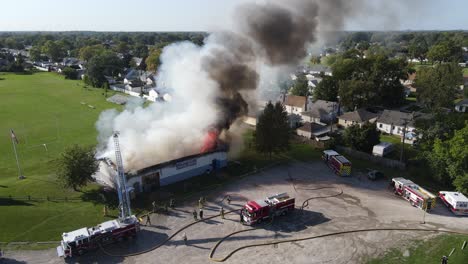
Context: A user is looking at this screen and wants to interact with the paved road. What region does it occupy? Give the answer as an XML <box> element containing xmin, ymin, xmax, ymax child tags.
<box><xmin>4</xmin><ymin>161</ymin><xmax>467</xmax><ymax>264</ymax></box>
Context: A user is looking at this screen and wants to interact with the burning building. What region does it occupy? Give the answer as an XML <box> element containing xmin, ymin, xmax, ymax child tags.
<box><xmin>93</xmin><ymin>0</ymin><xmax>402</xmax><ymax>189</ymax></box>
<box><xmin>126</xmin><ymin>148</ymin><xmax>227</xmax><ymax>192</ymax></box>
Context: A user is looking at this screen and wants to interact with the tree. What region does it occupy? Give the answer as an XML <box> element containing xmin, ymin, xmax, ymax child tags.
<box><xmin>343</xmin><ymin>122</ymin><xmax>380</xmax><ymax>153</ymax></box>
<box><xmin>313</xmin><ymin>75</ymin><xmax>338</xmax><ymax>101</ymax></box>
<box><xmin>29</xmin><ymin>46</ymin><xmax>42</xmax><ymax>62</ymax></box>
<box><xmin>290</xmin><ymin>74</ymin><xmax>309</xmax><ymax>96</ymax></box>
<box><xmin>414</xmin><ymin>111</ymin><xmax>466</xmax><ymax>152</ymax></box>
<box><xmin>133</xmin><ymin>43</ymin><xmax>149</xmax><ymax>58</ymax></box>
<box><xmin>427</xmin><ymin>42</ymin><xmax>461</xmax><ymax>64</ymax></box>
<box><xmin>62</xmin><ymin>67</ymin><xmax>78</xmax><ymax>80</ymax></box>
<box><xmin>338</xmin><ymin>80</ymin><xmax>373</xmax><ymax>110</ymax></box>
<box><xmin>146</xmin><ymin>48</ymin><xmax>162</xmax><ymax>72</ymax></box>
<box><xmin>415</xmin><ymin>63</ymin><xmax>463</xmax><ymax>110</ymax></box>
<box><xmin>309</xmin><ymin>56</ymin><xmax>321</xmax><ymax>65</ymax></box>
<box><xmin>56</xmin><ymin>145</ymin><xmax>99</xmax><ymax>191</ymax></box>
<box><xmin>41</xmin><ymin>40</ymin><xmax>65</xmax><ymax>62</ymax></box>
<box><xmin>86</xmin><ymin>51</ymin><xmax>123</xmax><ymax>87</ymax></box>
<box><xmin>115</xmin><ymin>41</ymin><xmax>130</xmax><ymax>54</ymax></box>
<box><xmin>408</xmin><ymin>37</ymin><xmax>428</xmax><ymax>64</ymax></box>
<box><xmin>79</xmin><ymin>44</ymin><xmax>106</xmax><ymax>61</ymax></box>
<box><xmin>254</xmin><ymin>102</ymin><xmax>290</xmax><ymax>158</ymax></box>
<box><xmin>427</xmin><ymin>124</ymin><xmax>468</xmax><ymax>192</ymax></box>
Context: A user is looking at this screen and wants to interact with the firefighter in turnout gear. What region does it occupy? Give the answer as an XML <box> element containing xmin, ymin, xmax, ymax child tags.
<box><xmin>145</xmin><ymin>214</ymin><xmax>152</xmax><ymax>226</ymax></box>
<box><xmin>193</xmin><ymin>209</ymin><xmax>198</xmax><ymax>220</ymax></box>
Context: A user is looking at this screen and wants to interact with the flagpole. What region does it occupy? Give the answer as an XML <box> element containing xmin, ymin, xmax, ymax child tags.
<box><xmin>10</xmin><ymin>130</ymin><xmax>24</xmax><ymax>179</ymax></box>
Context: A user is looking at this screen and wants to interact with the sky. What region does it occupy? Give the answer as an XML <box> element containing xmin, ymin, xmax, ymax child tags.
<box><xmin>0</xmin><ymin>0</ymin><xmax>467</xmax><ymax>32</ymax></box>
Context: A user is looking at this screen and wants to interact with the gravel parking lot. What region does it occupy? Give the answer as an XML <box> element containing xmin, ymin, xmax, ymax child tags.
<box><xmin>4</xmin><ymin>161</ymin><xmax>467</xmax><ymax>264</ymax></box>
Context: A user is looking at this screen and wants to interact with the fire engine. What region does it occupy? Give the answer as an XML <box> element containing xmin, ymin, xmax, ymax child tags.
<box><xmin>322</xmin><ymin>150</ymin><xmax>352</xmax><ymax>177</ymax></box>
<box><xmin>241</xmin><ymin>193</ymin><xmax>295</xmax><ymax>225</ymax></box>
<box><xmin>57</xmin><ymin>132</ymin><xmax>140</xmax><ymax>258</ymax></box>
<box><xmin>392</xmin><ymin>177</ymin><xmax>436</xmax><ymax>210</ymax></box>
<box><xmin>439</xmin><ymin>191</ymin><xmax>468</xmax><ymax>216</ymax></box>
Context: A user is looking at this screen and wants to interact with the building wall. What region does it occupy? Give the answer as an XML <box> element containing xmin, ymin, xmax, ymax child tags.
<box><xmin>339</xmin><ymin>119</ymin><xmax>363</xmax><ymax>128</ymax></box>
<box><xmin>297</xmin><ymin>129</ymin><xmax>312</xmax><ymax>139</ymax></box>
<box><xmin>285</xmin><ymin>105</ymin><xmax>304</xmax><ymax>115</ymax></box>
<box><xmin>127</xmin><ymin>151</ymin><xmax>228</xmax><ymax>192</ymax></box>
<box><xmin>377</xmin><ymin>123</ymin><xmax>415</xmax><ymax>136</ymax></box>
<box><xmin>243</xmin><ymin>116</ymin><xmax>257</xmax><ymax>127</ymax></box>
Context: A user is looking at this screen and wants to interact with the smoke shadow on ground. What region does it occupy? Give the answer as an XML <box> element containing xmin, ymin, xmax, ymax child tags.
<box><xmin>0</xmin><ymin>258</ymin><xmax>28</xmax><ymax>264</ymax></box>
<box><xmin>0</xmin><ymin>198</ymin><xmax>33</xmax><ymax>206</ymax></box>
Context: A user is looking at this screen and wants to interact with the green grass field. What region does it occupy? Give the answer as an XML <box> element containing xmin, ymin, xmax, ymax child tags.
<box><xmin>0</xmin><ymin>72</ymin><xmax>122</xmax><ymax>242</ymax></box>
<box><xmin>367</xmin><ymin>235</ymin><xmax>468</xmax><ymax>264</ymax></box>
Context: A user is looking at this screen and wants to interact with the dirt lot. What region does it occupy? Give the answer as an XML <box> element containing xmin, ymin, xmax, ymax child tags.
<box><xmin>4</xmin><ymin>161</ymin><xmax>468</xmax><ymax>264</ymax></box>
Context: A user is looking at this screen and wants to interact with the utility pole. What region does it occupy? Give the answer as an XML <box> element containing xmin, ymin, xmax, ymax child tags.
<box><xmin>399</xmin><ymin>117</ymin><xmax>412</xmax><ymax>163</ymax></box>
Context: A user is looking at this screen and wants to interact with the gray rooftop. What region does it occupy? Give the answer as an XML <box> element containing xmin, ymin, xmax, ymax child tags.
<box><xmin>377</xmin><ymin>110</ymin><xmax>414</xmax><ymax>127</ymax></box>
<box><xmin>338</xmin><ymin>109</ymin><xmax>380</xmax><ymax>123</ymax></box>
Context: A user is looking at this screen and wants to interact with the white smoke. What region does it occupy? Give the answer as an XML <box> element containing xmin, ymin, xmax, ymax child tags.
<box><xmin>93</xmin><ymin>0</ymin><xmax>401</xmax><ymax>187</ymax></box>
<box><xmin>94</xmin><ymin>41</ymin><xmax>223</xmax><ymax>185</ymax></box>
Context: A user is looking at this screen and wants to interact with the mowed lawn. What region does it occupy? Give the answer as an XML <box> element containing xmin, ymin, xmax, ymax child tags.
<box><xmin>0</xmin><ymin>72</ymin><xmax>122</xmax><ymax>242</ymax></box>
<box><xmin>367</xmin><ymin>235</ymin><xmax>468</xmax><ymax>264</ymax></box>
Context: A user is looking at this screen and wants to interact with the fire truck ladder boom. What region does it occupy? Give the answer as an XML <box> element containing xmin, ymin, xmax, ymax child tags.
<box><xmin>113</xmin><ymin>131</ymin><xmax>132</xmax><ymax>219</ymax></box>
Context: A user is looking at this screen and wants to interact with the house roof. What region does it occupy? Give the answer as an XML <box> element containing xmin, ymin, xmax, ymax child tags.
<box><xmin>456</xmin><ymin>99</ymin><xmax>468</xmax><ymax>106</ymax></box>
<box><xmin>377</xmin><ymin>110</ymin><xmax>414</xmax><ymax>127</ymax></box>
<box><xmin>285</xmin><ymin>95</ymin><xmax>307</xmax><ymax>108</ymax></box>
<box><xmin>302</xmin><ymin>100</ymin><xmax>338</xmax><ymax>119</ymax></box>
<box><xmin>338</xmin><ymin>108</ymin><xmax>379</xmax><ymax>123</ymax></box>
<box><xmin>297</xmin><ymin>122</ymin><xmax>330</xmax><ymax>136</ymax></box>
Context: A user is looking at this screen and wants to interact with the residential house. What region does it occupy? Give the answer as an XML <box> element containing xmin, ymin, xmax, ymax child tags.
<box><xmin>376</xmin><ymin>110</ymin><xmax>416</xmax><ymax>136</ymax></box>
<box><xmin>243</xmin><ymin>111</ymin><xmax>262</xmax><ymax>127</ymax></box>
<box><xmin>338</xmin><ymin>109</ymin><xmax>380</xmax><ymax>128</ymax></box>
<box><xmin>284</xmin><ymin>95</ymin><xmax>307</xmax><ymax>115</ymax></box>
<box><xmin>308</xmin><ymin>65</ymin><xmax>332</xmax><ymax>76</ymax></box>
<box><xmin>301</xmin><ymin>100</ymin><xmax>340</xmax><ymax>125</ymax></box>
<box><xmin>455</xmin><ymin>99</ymin><xmax>468</xmax><ymax>113</ymax></box>
<box><xmin>296</xmin><ymin>122</ymin><xmax>331</xmax><ymax>140</ymax></box>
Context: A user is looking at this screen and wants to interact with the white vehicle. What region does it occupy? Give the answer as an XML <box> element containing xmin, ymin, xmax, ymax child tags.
<box><xmin>439</xmin><ymin>191</ymin><xmax>468</xmax><ymax>216</ymax></box>
<box><xmin>372</xmin><ymin>142</ymin><xmax>394</xmax><ymax>157</ymax></box>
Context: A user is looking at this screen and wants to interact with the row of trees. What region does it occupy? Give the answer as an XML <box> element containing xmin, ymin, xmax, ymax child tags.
<box><xmin>339</xmin><ymin>31</ymin><xmax>467</xmax><ymax>62</ymax></box>
<box><xmin>314</xmin><ymin>54</ymin><xmax>407</xmax><ymax>110</ymax></box>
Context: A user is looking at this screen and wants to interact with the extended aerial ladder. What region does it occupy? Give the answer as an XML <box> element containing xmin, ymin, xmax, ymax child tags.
<box><xmin>113</xmin><ymin>131</ymin><xmax>132</xmax><ymax>220</ymax></box>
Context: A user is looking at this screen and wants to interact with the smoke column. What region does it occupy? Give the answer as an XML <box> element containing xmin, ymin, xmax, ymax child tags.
<box><xmin>93</xmin><ymin>0</ymin><xmax>395</xmax><ymax>186</ymax></box>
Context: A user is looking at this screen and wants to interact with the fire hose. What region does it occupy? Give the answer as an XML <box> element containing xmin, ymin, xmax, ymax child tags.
<box><xmin>99</xmin><ymin>189</ymin><xmax>468</xmax><ymax>262</ymax></box>
<box><xmin>99</xmin><ymin>208</ymin><xmax>241</xmax><ymax>257</ymax></box>
<box><xmin>208</xmin><ymin>228</ymin><xmax>468</xmax><ymax>262</ymax></box>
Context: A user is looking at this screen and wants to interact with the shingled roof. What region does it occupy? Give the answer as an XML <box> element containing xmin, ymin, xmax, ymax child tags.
<box><xmin>338</xmin><ymin>109</ymin><xmax>380</xmax><ymax>123</ymax></box>
<box><xmin>285</xmin><ymin>95</ymin><xmax>307</xmax><ymax>108</ymax></box>
<box><xmin>377</xmin><ymin>110</ymin><xmax>414</xmax><ymax>127</ymax></box>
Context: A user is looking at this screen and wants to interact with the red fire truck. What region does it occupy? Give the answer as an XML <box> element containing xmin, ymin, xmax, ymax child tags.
<box><xmin>57</xmin><ymin>216</ymin><xmax>140</xmax><ymax>258</ymax></box>
<box><xmin>241</xmin><ymin>193</ymin><xmax>295</xmax><ymax>225</ymax></box>
<box><xmin>439</xmin><ymin>191</ymin><xmax>468</xmax><ymax>216</ymax></box>
<box><xmin>392</xmin><ymin>177</ymin><xmax>436</xmax><ymax>210</ymax></box>
<box><xmin>322</xmin><ymin>150</ymin><xmax>352</xmax><ymax>177</ymax></box>
<box><xmin>57</xmin><ymin>133</ymin><xmax>140</xmax><ymax>258</ymax></box>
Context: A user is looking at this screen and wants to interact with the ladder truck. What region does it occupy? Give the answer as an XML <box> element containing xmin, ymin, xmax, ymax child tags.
<box><xmin>57</xmin><ymin>132</ymin><xmax>140</xmax><ymax>258</ymax></box>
